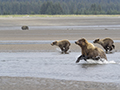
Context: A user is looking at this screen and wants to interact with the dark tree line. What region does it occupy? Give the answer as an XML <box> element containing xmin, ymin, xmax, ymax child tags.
<box><xmin>0</xmin><ymin>0</ymin><xmax>120</xmax><ymax>15</ymax></box>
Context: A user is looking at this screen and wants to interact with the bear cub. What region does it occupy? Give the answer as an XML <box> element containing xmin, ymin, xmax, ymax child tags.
<box><xmin>93</xmin><ymin>38</ymin><xmax>115</xmax><ymax>53</ymax></box>
<box><xmin>51</xmin><ymin>40</ymin><xmax>71</xmax><ymax>54</ymax></box>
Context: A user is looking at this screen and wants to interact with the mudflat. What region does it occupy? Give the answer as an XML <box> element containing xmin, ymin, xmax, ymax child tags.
<box><xmin>0</xmin><ymin>16</ymin><xmax>120</xmax><ymax>52</ymax></box>
<box><xmin>0</xmin><ymin>16</ymin><xmax>120</xmax><ymax>40</ymax></box>
<box><xmin>0</xmin><ymin>15</ymin><xmax>120</xmax><ymax>90</ymax></box>
<box><xmin>0</xmin><ymin>76</ymin><xmax>120</xmax><ymax>90</ymax></box>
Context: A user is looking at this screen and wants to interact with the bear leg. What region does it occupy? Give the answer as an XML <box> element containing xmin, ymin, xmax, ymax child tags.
<box><xmin>109</xmin><ymin>46</ymin><xmax>113</xmax><ymax>51</ymax></box>
<box><xmin>64</xmin><ymin>46</ymin><xmax>69</xmax><ymax>54</ymax></box>
<box><xmin>109</xmin><ymin>45</ymin><xmax>115</xmax><ymax>51</ymax></box>
<box><xmin>60</xmin><ymin>47</ymin><xmax>64</xmax><ymax>54</ymax></box>
<box><xmin>104</xmin><ymin>46</ymin><xmax>109</xmax><ymax>52</ymax></box>
<box><xmin>112</xmin><ymin>45</ymin><xmax>115</xmax><ymax>49</ymax></box>
<box><xmin>76</xmin><ymin>55</ymin><xmax>87</xmax><ymax>63</ymax></box>
<box><xmin>91</xmin><ymin>56</ymin><xmax>101</xmax><ymax>60</ymax></box>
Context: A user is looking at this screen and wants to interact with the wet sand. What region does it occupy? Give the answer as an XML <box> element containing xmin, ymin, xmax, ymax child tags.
<box><xmin>0</xmin><ymin>17</ymin><xmax>120</xmax><ymax>52</ymax></box>
<box><xmin>0</xmin><ymin>16</ymin><xmax>120</xmax><ymax>90</ymax></box>
<box><xmin>0</xmin><ymin>76</ymin><xmax>120</xmax><ymax>90</ymax></box>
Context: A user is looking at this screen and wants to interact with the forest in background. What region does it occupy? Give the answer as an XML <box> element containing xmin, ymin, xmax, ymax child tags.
<box><xmin>0</xmin><ymin>0</ymin><xmax>120</xmax><ymax>15</ymax></box>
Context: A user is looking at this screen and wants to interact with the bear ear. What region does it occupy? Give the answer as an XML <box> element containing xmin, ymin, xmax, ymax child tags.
<box><xmin>97</xmin><ymin>38</ymin><xmax>100</xmax><ymax>41</ymax></box>
<box><xmin>81</xmin><ymin>38</ymin><xmax>86</xmax><ymax>42</ymax></box>
<box><xmin>93</xmin><ymin>38</ymin><xmax>100</xmax><ymax>43</ymax></box>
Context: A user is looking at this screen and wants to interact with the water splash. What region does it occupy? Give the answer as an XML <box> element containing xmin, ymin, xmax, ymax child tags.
<box><xmin>56</xmin><ymin>48</ymin><xmax>71</xmax><ymax>54</ymax></box>
<box><xmin>86</xmin><ymin>59</ymin><xmax>116</xmax><ymax>64</ymax></box>
<box><xmin>56</xmin><ymin>48</ymin><xmax>61</xmax><ymax>52</ymax></box>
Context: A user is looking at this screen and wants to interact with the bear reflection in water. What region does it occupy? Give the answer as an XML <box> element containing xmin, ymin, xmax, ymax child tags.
<box><xmin>75</xmin><ymin>38</ymin><xmax>107</xmax><ymax>63</ymax></box>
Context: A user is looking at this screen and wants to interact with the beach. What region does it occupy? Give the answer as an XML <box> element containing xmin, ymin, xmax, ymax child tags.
<box><xmin>0</xmin><ymin>16</ymin><xmax>120</xmax><ymax>52</ymax></box>
<box><xmin>0</xmin><ymin>76</ymin><xmax>120</xmax><ymax>90</ymax></box>
<box><xmin>0</xmin><ymin>15</ymin><xmax>120</xmax><ymax>90</ymax></box>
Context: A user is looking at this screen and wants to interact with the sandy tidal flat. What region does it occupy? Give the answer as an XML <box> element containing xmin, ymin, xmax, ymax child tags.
<box><xmin>0</xmin><ymin>77</ymin><xmax>120</xmax><ymax>90</ymax></box>
<box><xmin>0</xmin><ymin>16</ymin><xmax>120</xmax><ymax>90</ymax></box>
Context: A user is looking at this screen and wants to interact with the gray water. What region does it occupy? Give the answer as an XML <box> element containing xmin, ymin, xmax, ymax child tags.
<box><xmin>0</xmin><ymin>40</ymin><xmax>120</xmax><ymax>45</ymax></box>
<box><xmin>0</xmin><ymin>51</ymin><xmax>120</xmax><ymax>83</ymax></box>
<box><xmin>1</xmin><ymin>25</ymin><xmax>120</xmax><ymax>30</ymax></box>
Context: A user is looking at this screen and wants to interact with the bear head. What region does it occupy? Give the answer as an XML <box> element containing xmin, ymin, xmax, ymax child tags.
<box><xmin>75</xmin><ymin>38</ymin><xmax>87</xmax><ymax>47</ymax></box>
<box><xmin>93</xmin><ymin>38</ymin><xmax>100</xmax><ymax>43</ymax></box>
<box><xmin>51</xmin><ymin>41</ymin><xmax>57</xmax><ymax>46</ymax></box>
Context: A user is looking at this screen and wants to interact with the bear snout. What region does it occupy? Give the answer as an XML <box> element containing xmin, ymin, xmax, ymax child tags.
<box><xmin>75</xmin><ymin>41</ymin><xmax>78</xmax><ymax>44</ymax></box>
<box><xmin>75</xmin><ymin>41</ymin><xmax>81</xmax><ymax>45</ymax></box>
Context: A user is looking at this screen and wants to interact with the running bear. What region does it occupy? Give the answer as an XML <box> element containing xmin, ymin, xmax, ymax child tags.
<box><xmin>75</xmin><ymin>38</ymin><xmax>107</xmax><ymax>63</ymax></box>
<box><xmin>51</xmin><ymin>40</ymin><xmax>71</xmax><ymax>54</ymax></box>
<box><xmin>93</xmin><ymin>38</ymin><xmax>115</xmax><ymax>53</ymax></box>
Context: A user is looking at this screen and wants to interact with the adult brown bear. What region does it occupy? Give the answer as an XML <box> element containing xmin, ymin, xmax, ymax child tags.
<box><xmin>51</xmin><ymin>40</ymin><xmax>71</xmax><ymax>54</ymax></box>
<box><xmin>75</xmin><ymin>38</ymin><xmax>107</xmax><ymax>63</ymax></box>
<box><xmin>93</xmin><ymin>38</ymin><xmax>115</xmax><ymax>53</ymax></box>
<box><xmin>21</xmin><ymin>26</ymin><xmax>29</xmax><ymax>30</ymax></box>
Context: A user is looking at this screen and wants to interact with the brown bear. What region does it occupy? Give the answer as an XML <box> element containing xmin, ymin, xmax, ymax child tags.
<box><xmin>75</xmin><ymin>38</ymin><xmax>107</xmax><ymax>63</ymax></box>
<box><xmin>93</xmin><ymin>38</ymin><xmax>115</xmax><ymax>53</ymax></box>
<box><xmin>21</xmin><ymin>26</ymin><xmax>29</xmax><ymax>30</ymax></box>
<box><xmin>51</xmin><ymin>40</ymin><xmax>71</xmax><ymax>54</ymax></box>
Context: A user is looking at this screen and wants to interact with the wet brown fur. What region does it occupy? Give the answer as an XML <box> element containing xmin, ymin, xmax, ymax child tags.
<box><xmin>93</xmin><ymin>38</ymin><xmax>115</xmax><ymax>52</ymax></box>
<box><xmin>21</xmin><ymin>26</ymin><xmax>29</xmax><ymax>30</ymax></box>
<box><xmin>51</xmin><ymin>40</ymin><xmax>71</xmax><ymax>54</ymax></box>
<box><xmin>75</xmin><ymin>38</ymin><xmax>107</xmax><ymax>63</ymax></box>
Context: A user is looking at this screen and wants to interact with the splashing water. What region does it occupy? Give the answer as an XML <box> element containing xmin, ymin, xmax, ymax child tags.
<box><xmin>86</xmin><ymin>59</ymin><xmax>116</xmax><ymax>64</ymax></box>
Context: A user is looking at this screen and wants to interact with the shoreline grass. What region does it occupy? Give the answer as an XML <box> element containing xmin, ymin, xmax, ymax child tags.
<box><xmin>0</xmin><ymin>14</ymin><xmax>120</xmax><ymax>18</ymax></box>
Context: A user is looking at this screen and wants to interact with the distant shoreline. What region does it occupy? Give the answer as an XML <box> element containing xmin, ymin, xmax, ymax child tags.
<box><xmin>0</xmin><ymin>14</ymin><xmax>120</xmax><ymax>18</ymax></box>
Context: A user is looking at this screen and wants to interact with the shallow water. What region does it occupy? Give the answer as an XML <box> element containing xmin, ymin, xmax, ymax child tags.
<box><xmin>0</xmin><ymin>40</ymin><xmax>120</xmax><ymax>45</ymax></box>
<box><xmin>0</xmin><ymin>25</ymin><xmax>120</xmax><ymax>30</ymax></box>
<box><xmin>0</xmin><ymin>52</ymin><xmax>120</xmax><ymax>83</ymax></box>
